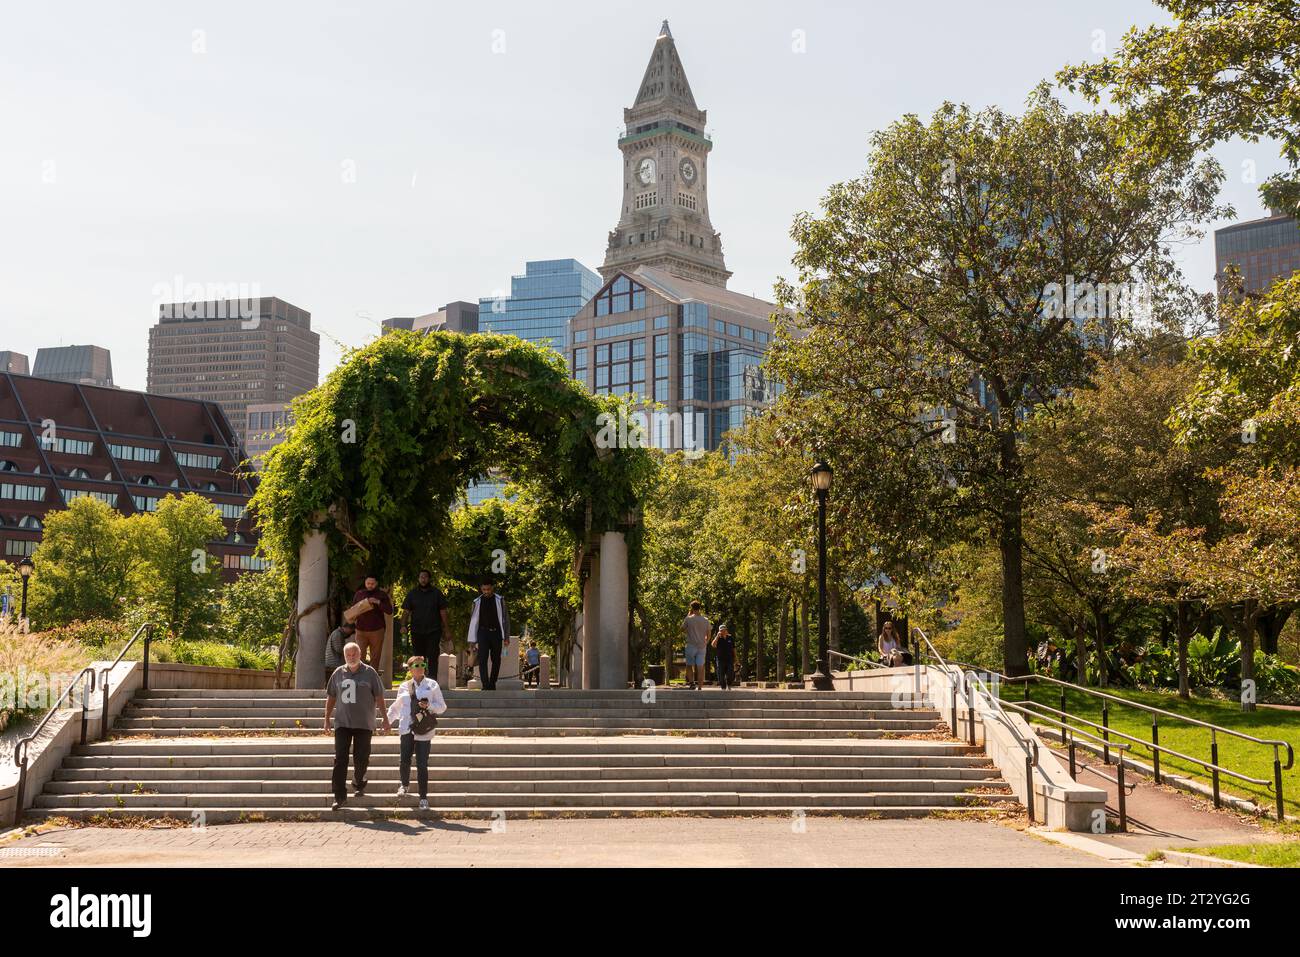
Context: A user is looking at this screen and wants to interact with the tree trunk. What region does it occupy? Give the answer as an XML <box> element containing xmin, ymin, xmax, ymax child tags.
<box><xmin>1235</xmin><ymin>600</ymin><xmax>1259</xmax><ymax>713</ymax></box>
<box><xmin>1175</xmin><ymin>600</ymin><xmax>1191</xmax><ymax>700</ymax></box>
<box><xmin>1074</xmin><ymin>619</ymin><xmax>1090</xmax><ymax>687</ymax></box>
<box><xmin>800</xmin><ymin>595</ymin><xmax>810</xmax><ymax>678</ymax></box>
<box><xmin>1093</xmin><ymin>608</ymin><xmax>1109</xmax><ymax>688</ymax></box>
<box><xmin>998</xmin><ymin>443</ymin><xmax>1030</xmax><ymax>678</ymax></box>
<box><xmin>777</xmin><ymin>598</ymin><xmax>788</xmax><ymax>684</ymax></box>
<box><xmin>1258</xmin><ymin>606</ymin><xmax>1293</xmax><ymax>656</ymax></box>
<box><xmin>755</xmin><ymin>606</ymin><xmax>766</xmax><ymax>684</ymax></box>
<box><xmin>828</xmin><ymin>581</ymin><xmax>842</xmax><ymax>654</ymax></box>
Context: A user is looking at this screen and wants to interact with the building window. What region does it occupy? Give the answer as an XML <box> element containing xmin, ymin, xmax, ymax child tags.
<box><xmin>5</xmin><ymin>539</ymin><xmax>36</xmax><ymax>557</ymax></box>
<box><xmin>593</xmin><ymin>277</ymin><xmax>646</xmax><ymax>316</ymax></box>
<box><xmin>634</xmin><ymin>191</ymin><xmax>657</xmax><ymax>210</ymax></box>
<box><xmin>43</xmin><ymin>436</ymin><xmax>94</xmax><ymax>455</ymax></box>
<box><xmin>1</xmin><ymin>483</ymin><xmax>45</xmax><ymax>502</ymax></box>
<box><xmin>65</xmin><ymin>489</ymin><xmax>118</xmax><ymax>506</ymax></box>
<box><xmin>176</xmin><ymin>451</ymin><xmax>222</xmax><ymax>470</ymax></box>
<box><xmin>0</xmin><ymin>431</ymin><xmax>21</xmax><ymax>448</ymax></box>
<box><xmin>132</xmin><ymin>495</ymin><xmax>161</xmax><ymax>512</ymax></box>
<box><xmin>110</xmin><ymin>443</ymin><xmax>161</xmax><ymax>463</ymax></box>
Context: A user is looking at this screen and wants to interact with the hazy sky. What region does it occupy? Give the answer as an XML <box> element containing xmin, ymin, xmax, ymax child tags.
<box><xmin>0</xmin><ymin>0</ymin><xmax>1285</xmax><ymax>391</ymax></box>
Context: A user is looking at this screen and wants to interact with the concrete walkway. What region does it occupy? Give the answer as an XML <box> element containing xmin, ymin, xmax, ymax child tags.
<box><xmin>0</xmin><ymin>817</ymin><xmax>1119</xmax><ymax>867</ymax></box>
<box><xmin>1053</xmin><ymin>746</ymin><xmax>1293</xmax><ymax>856</ymax></box>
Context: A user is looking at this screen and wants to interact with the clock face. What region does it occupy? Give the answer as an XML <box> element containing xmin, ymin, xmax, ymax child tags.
<box><xmin>637</xmin><ymin>157</ymin><xmax>656</xmax><ymax>185</ymax></box>
<box><xmin>679</xmin><ymin>157</ymin><xmax>698</xmax><ymax>186</ymax></box>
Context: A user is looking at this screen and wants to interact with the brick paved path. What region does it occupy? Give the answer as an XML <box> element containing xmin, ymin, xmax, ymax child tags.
<box><xmin>0</xmin><ymin>817</ymin><xmax>1118</xmax><ymax>867</ymax></box>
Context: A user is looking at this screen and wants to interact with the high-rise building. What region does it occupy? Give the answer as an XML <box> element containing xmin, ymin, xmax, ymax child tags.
<box><xmin>0</xmin><ymin>352</ymin><xmax>29</xmax><ymax>376</ymax></box>
<box><xmin>570</xmin><ymin>24</ymin><xmax>781</xmax><ymax>453</ymax></box>
<box><xmin>32</xmin><ymin>345</ymin><xmax>114</xmax><ymax>387</ymax></box>
<box><xmin>0</xmin><ymin>371</ymin><xmax>261</xmax><ymax>575</ymax></box>
<box><xmin>147</xmin><ymin>297</ymin><xmax>319</xmax><ymax>445</ymax></box>
<box><xmin>478</xmin><ymin>260</ymin><xmax>601</xmax><ymax>353</ymax></box>
<box><xmin>600</xmin><ymin>22</ymin><xmax>731</xmax><ymax>289</ymax></box>
<box><xmin>244</xmin><ymin>401</ymin><xmax>295</xmax><ymax>471</ymax></box>
<box><xmin>382</xmin><ymin>301</ymin><xmax>480</xmax><ymax>336</ymax></box>
<box><xmin>1215</xmin><ymin>209</ymin><xmax>1300</xmax><ymax>296</ymax></box>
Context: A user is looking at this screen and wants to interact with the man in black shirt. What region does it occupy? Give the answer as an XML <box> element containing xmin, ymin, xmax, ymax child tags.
<box><xmin>467</xmin><ymin>577</ymin><xmax>510</xmax><ymax>691</ymax></box>
<box><xmin>401</xmin><ymin>570</ymin><xmax>451</xmax><ymax>666</ymax></box>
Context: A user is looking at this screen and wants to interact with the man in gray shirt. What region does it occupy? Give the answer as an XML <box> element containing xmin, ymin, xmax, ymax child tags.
<box><xmin>681</xmin><ymin>601</ymin><xmax>713</xmax><ymax>690</ymax></box>
<box><xmin>325</xmin><ymin>642</ymin><xmax>390</xmax><ymax>810</ymax></box>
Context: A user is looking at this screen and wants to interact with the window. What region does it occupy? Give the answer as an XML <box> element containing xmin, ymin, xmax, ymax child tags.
<box><xmin>654</xmin><ymin>315</ymin><xmax>669</xmax><ymax>330</ymax></box>
<box><xmin>1</xmin><ymin>482</ymin><xmax>44</xmax><ymax>502</ymax></box>
<box><xmin>593</xmin><ymin>278</ymin><xmax>646</xmax><ymax>317</ymax></box>
<box><xmin>132</xmin><ymin>495</ymin><xmax>160</xmax><ymax>512</ymax></box>
<box><xmin>573</xmin><ymin>347</ymin><xmax>587</xmax><ymax>368</ymax></box>
<box><xmin>66</xmin><ymin>468</ymin><xmax>90</xmax><ymax>479</ymax></box>
<box><xmin>0</xmin><ymin>431</ymin><xmax>21</xmax><ymax>448</ymax></box>
<box><xmin>632</xmin><ymin>339</ymin><xmax>646</xmax><ymax>359</ymax></box>
<box><xmin>16</xmin><ymin>515</ymin><xmax>42</xmax><ymax>529</ymax></box>
<box><xmin>43</xmin><ymin>436</ymin><xmax>94</xmax><ymax>455</ymax></box>
<box><xmin>176</xmin><ymin>451</ymin><xmax>222</xmax><ymax>470</ymax></box>
<box><xmin>110</xmin><ymin>443</ymin><xmax>161</xmax><ymax>463</ymax></box>
<box><xmin>595</xmin><ymin>344</ymin><xmax>609</xmax><ymax>364</ymax></box>
<box><xmin>634</xmin><ymin>191</ymin><xmax>657</xmax><ymax>210</ymax></box>
<box><xmin>613</xmin><ymin>341</ymin><xmax>630</xmax><ymax>362</ymax></box>
<box><xmin>654</xmin><ymin>334</ymin><xmax>668</xmax><ymax>356</ymax></box>
<box><xmin>743</xmin><ymin>326</ymin><xmax>755</xmax><ymax>341</ymax></box>
<box><xmin>572</xmin><ymin>329</ymin><xmax>588</xmax><ymax>344</ymax></box>
<box><xmin>214</xmin><ymin>502</ymin><xmax>245</xmax><ymax>519</ymax></box>
<box><xmin>5</xmin><ymin>539</ymin><xmax>36</xmax><ymax>557</ymax></box>
<box><xmin>65</xmin><ymin>489</ymin><xmax>117</xmax><ymax>506</ymax></box>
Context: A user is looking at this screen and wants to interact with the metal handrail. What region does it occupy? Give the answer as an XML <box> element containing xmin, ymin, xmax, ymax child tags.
<box><xmin>827</xmin><ymin>649</ymin><xmax>890</xmax><ymax>670</ymax></box>
<box><xmin>10</xmin><ymin>666</ymin><xmax>97</xmax><ymax>826</ymax></box>
<box><xmin>97</xmin><ymin>623</ymin><xmax>152</xmax><ymax>743</ymax></box>
<box><xmin>980</xmin><ymin>664</ymin><xmax>1291</xmax><ymax>820</ymax></box>
<box><xmin>912</xmin><ymin>627</ymin><xmax>1041</xmax><ymax>822</ymax></box>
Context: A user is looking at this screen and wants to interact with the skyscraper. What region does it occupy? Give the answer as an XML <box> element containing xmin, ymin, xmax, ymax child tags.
<box><xmin>479</xmin><ymin>260</ymin><xmax>601</xmax><ymax>354</ymax></box>
<box><xmin>599</xmin><ymin>21</ymin><xmax>731</xmax><ymax>289</ymax></box>
<box><xmin>569</xmin><ymin>23</ymin><xmax>781</xmax><ymax>453</ymax></box>
<box><xmin>147</xmin><ymin>297</ymin><xmax>319</xmax><ymax>444</ymax></box>
<box><xmin>32</xmin><ymin>345</ymin><xmax>114</xmax><ymax>387</ymax></box>
<box><xmin>1215</xmin><ymin>208</ymin><xmax>1300</xmax><ymax>296</ymax></box>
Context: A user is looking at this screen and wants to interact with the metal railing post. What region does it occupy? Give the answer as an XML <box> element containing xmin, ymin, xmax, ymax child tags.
<box><xmin>1101</xmin><ymin>704</ymin><xmax>1110</xmax><ymax>764</ymax></box>
<box><xmin>1275</xmin><ymin>750</ymin><xmax>1285</xmax><ymax>822</ymax></box>
<box><xmin>1151</xmin><ymin>717</ymin><xmax>1161</xmax><ymax>784</ymax></box>
<box><xmin>1117</xmin><ymin>758</ymin><xmax>1128</xmax><ymax>832</ymax></box>
<box><xmin>143</xmin><ymin>625</ymin><xmax>151</xmax><ymax>691</ymax></box>
<box><xmin>13</xmin><ymin>745</ymin><xmax>26</xmax><ymax>827</ymax></box>
<box><xmin>1211</xmin><ymin>733</ymin><xmax>1221</xmax><ymax>808</ymax></box>
<box><xmin>1024</xmin><ymin>753</ymin><xmax>1035</xmax><ymax>823</ymax></box>
<box><xmin>100</xmin><ymin>669</ymin><xmax>111</xmax><ymax>742</ymax></box>
<box><xmin>1068</xmin><ymin>734</ymin><xmax>1077</xmax><ymax>778</ymax></box>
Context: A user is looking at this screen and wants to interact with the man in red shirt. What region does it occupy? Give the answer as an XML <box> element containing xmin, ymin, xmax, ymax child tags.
<box><xmin>350</xmin><ymin>575</ymin><xmax>394</xmax><ymax>671</ymax></box>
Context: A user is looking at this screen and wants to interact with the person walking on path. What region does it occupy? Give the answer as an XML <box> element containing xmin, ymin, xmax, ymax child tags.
<box><xmin>467</xmin><ymin>577</ymin><xmax>511</xmax><ymax>691</ymax></box>
<box><xmin>401</xmin><ymin>570</ymin><xmax>451</xmax><ymax>665</ymax></box>
<box><xmin>324</xmin><ymin>642</ymin><xmax>390</xmax><ymax>811</ymax></box>
<box><xmin>711</xmin><ymin>622</ymin><xmax>736</xmax><ymax>690</ymax></box>
<box><xmin>385</xmin><ymin>655</ymin><xmax>447</xmax><ymax>811</ymax></box>
<box><xmin>324</xmin><ymin>622</ymin><xmax>356</xmax><ymax>674</ymax></box>
<box><xmin>681</xmin><ymin>601</ymin><xmax>712</xmax><ymax>690</ymax></box>
<box><xmin>349</xmin><ymin>575</ymin><xmax>394</xmax><ymax>670</ymax></box>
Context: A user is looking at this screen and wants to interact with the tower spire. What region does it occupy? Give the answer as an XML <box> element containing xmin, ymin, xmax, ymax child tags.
<box><xmin>633</xmin><ymin>20</ymin><xmax>697</xmax><ymax>112</ymax></box>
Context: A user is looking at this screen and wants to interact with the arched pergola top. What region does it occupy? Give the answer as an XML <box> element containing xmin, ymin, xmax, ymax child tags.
<box><xmin>250</xmin><ymin>330</ymin><xmax>654</xmax><ymax>585</ymax></box>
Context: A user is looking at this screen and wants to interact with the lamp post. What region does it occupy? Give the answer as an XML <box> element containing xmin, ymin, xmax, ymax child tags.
<box><xmin>808</xmin><ymin>461</ymin><xmax>833</xmax><ymax>691</ymax></box>
<box><xmin>18</xmin><ymin>555</ymin><xmax>34</xmax><ymax>628</ymax></box>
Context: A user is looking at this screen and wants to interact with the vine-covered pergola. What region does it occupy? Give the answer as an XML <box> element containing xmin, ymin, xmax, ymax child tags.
<box><xmin>250</xmin><ymin>330</ymin><xmax>654</xmax><ymax>688</ymax></box>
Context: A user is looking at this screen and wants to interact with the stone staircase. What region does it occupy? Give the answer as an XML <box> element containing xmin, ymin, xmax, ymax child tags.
<box><xmin>25</xmin><ymin>687</ymin><xmax>1018</xmax><ymax>822</ymax></box>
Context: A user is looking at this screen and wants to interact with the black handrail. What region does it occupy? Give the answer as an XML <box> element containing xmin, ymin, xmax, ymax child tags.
<box><xmin>912</xmin><ymin>627</ymin><xmax>1041</xmax><ymax>823</ymax></box>
<box><xmin>11</xmin><ymin>666</ymin><xmax>97</xmax><ymax>826</ymax></box>
<box><xmin>917</xmin><ymin>657</ymin><xmax>1295</xmax><ymax>821</ymax></box>
<box><xmin>98</xmin><ymin>623</ymin><xmax>153</xmax><ymax>742</ymax></box>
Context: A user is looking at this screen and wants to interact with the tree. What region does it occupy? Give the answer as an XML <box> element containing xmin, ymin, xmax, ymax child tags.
<box><xmin>219</xmin><ymin>565</ymin><xmax>291</xmax><ymax>650</ymax></box>
<box><xmin>28</xmin><ymin>496</ymin><xmax>152</xmax><ymax>626</ymax></box>
<box><xmin>138</xmin><ymin>494</ymin><xmax>226</xmax><ymax>641</ymax></box>
<box><xmin>1060</xmin><ymin>0</ymin><xmax>1300</xmax><ymax>214</ymax></box>
<box><xmin>774</xmin><ymin>86</ymin><xmax>1223</xmax><ymax>675</ymax></box>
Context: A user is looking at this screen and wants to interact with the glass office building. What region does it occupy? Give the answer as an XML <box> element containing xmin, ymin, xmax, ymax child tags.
<box><xmin>478</xmin><ymin>259</ymin><xmax>602</xmax><ymax>354</ymax></box>
<box><xmin>569</xmin><ymin>266</ymin><xmax>779</xmax><ymax>452</ymax></box>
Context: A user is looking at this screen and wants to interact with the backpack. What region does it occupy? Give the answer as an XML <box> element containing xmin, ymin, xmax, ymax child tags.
<box><xmin>408</xmin><ymin>680</ymin><xmax>438</xmax><ymax>735</ymax></box>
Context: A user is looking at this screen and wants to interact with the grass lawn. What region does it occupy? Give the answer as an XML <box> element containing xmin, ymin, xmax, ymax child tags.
<box><xmin>998</xmin><ymin>682</ymin><xmax>1300</xmax><ymax>816</ymax></box>
<box><xmin>1172</xmin><ymin>843</ymin><xmax>1300</xmax><ymax>867</ymax></box>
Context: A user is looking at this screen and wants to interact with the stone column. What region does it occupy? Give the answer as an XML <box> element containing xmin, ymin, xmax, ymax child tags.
<box><xmin>582</xmin><ymin>561</ymin><xmax>601</xmax><ymax>689</ymax></box>
<box><xmin>295</xmin><ymin>513</ymin><xmax>330</xmax><ymax>689</ymax></box>
<box><xmin>379</xmin><ymin>614</ymin><xmax>394</xmax><ymax>687</ymax></box>
<box><xmin>437</xmin><ymin>653</ymin><xmax>454</xmax><ymax>689</ymax></box>
<box><xmin>538</xmin><ymin>654</ymin><xmax>551</xmax><ymax>690</ymax></box>
<box><xmin>495</xmin><ymin>629</ymin><xmax>524</xmax><ymax>690</ymax></box>
<box><xmin>598</xmin><ymin>530</ymin><xmax>629</xmax><ymax>690</ymax></box>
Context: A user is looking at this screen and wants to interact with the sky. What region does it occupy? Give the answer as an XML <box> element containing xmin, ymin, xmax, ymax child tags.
<box><xmin>0</xmin><ymin>0</ymin><xmax>1287</xmax><ymax>392</ymax></box>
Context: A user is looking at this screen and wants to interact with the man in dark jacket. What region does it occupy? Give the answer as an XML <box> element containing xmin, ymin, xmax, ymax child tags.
<box><xmin>467</xmin><ymin>578</ymin><xmax>510</xmax><ymax>691</ymax></box>
<box><xmin>401</xmin><ymin>570</ymin><xmax>451</xmax><ymax>665</ymax></box>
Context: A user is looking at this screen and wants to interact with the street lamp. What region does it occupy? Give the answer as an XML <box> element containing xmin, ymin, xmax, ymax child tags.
<box><xmin>808</xmin><ymin>461</ymin><xmax>833</xmax><ymax>691</ymax></box>
<box><xmin>18</xmin><ymin>556</ymin><xmax>34</xmax><ymax>626</ymax></box>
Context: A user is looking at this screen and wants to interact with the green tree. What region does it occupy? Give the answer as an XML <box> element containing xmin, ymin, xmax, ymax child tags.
<box><xmin>218</xmin><ymin>564</ymin><xmax>291</xmax><ymax>650</ymax></box>
<box><xmin>1060</xmin><ymin>0</ymin><xmax>1300</xmax><ymax>213</ymax></box>
<box><xmin>774</xmin><ymin>87</ymin><xmax>1222</xmax><ymax>674</ymax></box>
<box><xmin>27</xmin><ymin>496</ymin><xmax>152</xmax><ymax>626</ymax></box>
<box><xmin>139</xmin><ymin>494</ymin><xmax>226</xmax><ymax>641</ymax></box>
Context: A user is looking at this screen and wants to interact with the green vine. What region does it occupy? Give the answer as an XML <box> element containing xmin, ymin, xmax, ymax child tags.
<box><xmin>250</xmin><ymin>330</ymin><xmax>656</xmax><ymax>589</ymax></box>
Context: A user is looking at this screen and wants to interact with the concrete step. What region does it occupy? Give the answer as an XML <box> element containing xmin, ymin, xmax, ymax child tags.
<box><xmin>121</xmin><ymin>705</ymin><xmax>938</xmax><ymax>720</ymax></box>
<box><xmin>107</xmin><ymin>727</ymin><xmax>948</xmax><ymax>741</ymax></box>
<box><xmin>111</xmin><ymin>714</ymin><xmax>939</xmax><ymax>729</ymax></box>
<box><xmin>71</xmin><ymin>736</ymin><xmax>983</xmax><ymax>757</ymax></box>
<box><xmin>134</xmin><ymin>688</ymin><xmax>920</xmax><ymax>702</ymax></box>
<box><xmin>34</xmin><ymin>789</ymin><xmax>1017</xmax><ymax>810</ymax></box>
<box><xmin>42</xmin><ymin>776</ymin><xmax>1011</xmax><ymax>796</ymax></box>
<box><xmin>21</xmin><ymin>805</ymin><xmax>1006</xmax><ymax>823</ymax></box>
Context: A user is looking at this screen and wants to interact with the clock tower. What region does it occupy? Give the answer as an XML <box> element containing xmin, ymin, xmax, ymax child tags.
<box><xmin>600</xmin><ymin>21</ymin><xmax>732</xmax><ymax>288</ymax></box>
